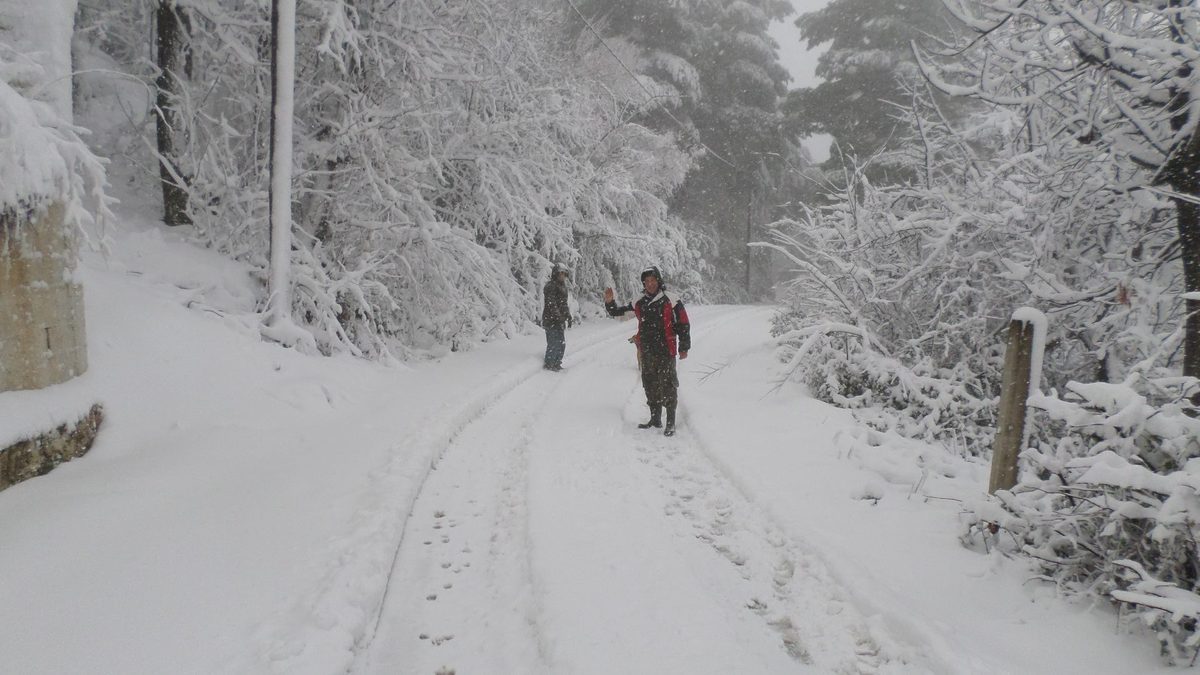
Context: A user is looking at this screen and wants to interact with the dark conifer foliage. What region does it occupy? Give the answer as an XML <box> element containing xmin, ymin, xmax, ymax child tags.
<box><xmin>569</xmin><ymin>0</ymin><xmax>795</xmax><ymax>299</ymax></box>
<box><xmin>784</xmin><ymin>0</ymin><xmax>952</xmax><ymax>167</ymax></box>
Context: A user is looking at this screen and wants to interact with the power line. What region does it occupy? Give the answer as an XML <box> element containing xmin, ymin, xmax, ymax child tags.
<box><xmin>561</xmin><ymin>0</ymin><xmax>748</xmax><ymax>174</ymax></box>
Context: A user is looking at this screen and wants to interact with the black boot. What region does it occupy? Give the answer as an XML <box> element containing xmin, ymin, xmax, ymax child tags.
<box><xmin>638</xmin><ymin>406</ymin><xmax>662</xmax><ymax>429</ymax></box>
<box><xmin>663</xmin><ymin>406</ymin><xmax>676</xmax><ymax>436</ymax></box>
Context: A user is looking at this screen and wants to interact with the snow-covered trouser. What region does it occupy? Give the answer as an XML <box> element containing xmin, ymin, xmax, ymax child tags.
<box><xmin>640</xmin><ymin>351</ymin><xmax>678</xmax><ymax>409</ymax></box>
<box><xmin>544</xmin><ymin>325</ymin><xmax>565</xmax><ymax>368</ymax></box>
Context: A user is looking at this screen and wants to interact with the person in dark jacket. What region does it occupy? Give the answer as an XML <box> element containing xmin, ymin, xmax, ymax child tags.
<box><xmin>603</xmin><ymin>266</ymin><xmax>691</xmax><ymax>436</ymax></box>
<box><xmin>542</xmin><ymin>263</ymin><xmax>571</xmax><ymax>371</ymax></box>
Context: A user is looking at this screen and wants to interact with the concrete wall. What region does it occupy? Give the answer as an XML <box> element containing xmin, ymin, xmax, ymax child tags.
<box><xmin>0</xmin><ymin>202</ymin><xmax>89</xmax><ymax>392</ymax></box>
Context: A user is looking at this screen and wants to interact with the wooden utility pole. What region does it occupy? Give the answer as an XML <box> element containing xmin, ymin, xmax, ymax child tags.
<box><xmin>988</xmin><ymin>314</ymin><xmax>1039</xmax><ymax>493</ymax></box>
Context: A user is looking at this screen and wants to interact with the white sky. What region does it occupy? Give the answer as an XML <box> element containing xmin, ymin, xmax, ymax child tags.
<box><xmin>769</xmin><ymin>0</ymin><xmax>835</xmax><ymax>161</ymax></box>
<box><xmin>769</xmin><ymin>0</ymin><xmax>833</xmax><ymax>89</ymax></box>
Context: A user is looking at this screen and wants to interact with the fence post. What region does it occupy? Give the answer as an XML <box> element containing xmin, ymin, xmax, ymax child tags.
<box><xmin>989</xmin><ymin>311</ymin><xmax>1043</xmax><ymax>494</ymax></box>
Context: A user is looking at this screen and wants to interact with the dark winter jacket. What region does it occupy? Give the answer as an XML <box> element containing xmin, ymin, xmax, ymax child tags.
<box><xmin>606</xmin><ymin>291</ymin><xmax>690</xmax><ymax>358</ymax></box>
<box><xmin>542</xmin><ymin>275</ymin><xmax>570</xmax><ymax>328</ymax></box>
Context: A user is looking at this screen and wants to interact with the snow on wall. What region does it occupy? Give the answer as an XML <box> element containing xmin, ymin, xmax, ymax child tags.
<box><xmin>0</xmin><ymin>77</ymin><xmax>75</xmax><ymax>209</ymax></box>
<box><xmin>0</xmin><ymin>370</ymin><xmax>97</xmax><ymax>450</ymax></box>
<box><xmin>0</xmin><ymin>0</ymin><xmax>108</xmax><ymax>230</ymax></box>
<box><xmin>0</xmin><ymin>0</ymin><xmax>76</xmax><ymax>119</ymax></box>
<box><xmin>0</xmin><ymin>0</ymin><xmax>96</xmax><ymax>210</ymax></box>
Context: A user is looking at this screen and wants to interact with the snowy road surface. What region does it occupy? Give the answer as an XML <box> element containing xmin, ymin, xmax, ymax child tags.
<box><xmin>355</xmin><ymin>306</ymin><xmax>899</xmax><ymax>674</ymax></box>
<box><xmin>0</xmin><ymin>252</ymin><xmax>1167</xmax><ymax>675</ymax></box>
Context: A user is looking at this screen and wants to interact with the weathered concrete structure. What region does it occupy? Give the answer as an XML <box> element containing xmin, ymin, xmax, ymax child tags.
<box><xmin>0</xmin><ymin>0</ymin><xmax>103</xmax><ymax>491</ymax></box>
<box><xmin>0</xmin><ymin>201</ymin><xmax>88</xmax><ymax>391</ymax></box>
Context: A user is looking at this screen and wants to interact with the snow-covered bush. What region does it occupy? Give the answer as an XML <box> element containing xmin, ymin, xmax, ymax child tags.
<box><xmin>762</xmin><ymin>132</ymin><xmax>1015</xmax><ymax>454</ymax></box>
<box><xmin>764</xmin><ymin>74</ymin><xmax>1189</xmax><ymax>453</ymax></box>
<box><xmin>962</xmin><ymin>375</ymin><xmax>1200</xmax><ymax>663</ymax></box>
<box><xmin>769</xmin><ymin>318</ymin><xmax>998</xmax><ymax>453</ymax></box>
<box><xmin>761</xmin><ymin>0</ymin><xmax>1200</xmax><ymax>661</ymax></box>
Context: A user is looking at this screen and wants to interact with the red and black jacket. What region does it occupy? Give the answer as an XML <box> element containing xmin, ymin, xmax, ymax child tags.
<box><xmin>606</xmin><ymin>292</ymin><xmax>690</xmax><ymax>358</ymax></box>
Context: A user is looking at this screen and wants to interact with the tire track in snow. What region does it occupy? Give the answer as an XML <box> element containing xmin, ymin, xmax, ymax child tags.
<box><xmin>253</xmin><ymin>320</ymin><xmax>636</xmax><ymax>675</ymax></box>
<box><xmin>354</xmin><ymin>307</ymin><xmax>759</xmax><ymax>675</ymax></box>
<box><xmin>618</xmin><ymin>309</ymin><xmax>934</xmax><ymax>674</ymax></box>
<box><xmin>629</xmin><ymin>428</ymin><xmax>915</xmax><ymax>673</ymax></box>
<box><xmin>521</xmin><ymin>307</ymin><xmax>802</xmax><ymax>674</ymax></box>
<box><xmin>355</xmin><ymin>366</ymin><xmax>559</xmax><ymax>675</ymax></box>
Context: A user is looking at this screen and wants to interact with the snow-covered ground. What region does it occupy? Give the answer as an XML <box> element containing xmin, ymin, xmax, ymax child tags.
<box><xmin>0</xmin><ymin>218</ymin><xmax>1173</xmax><ymax>674</ymax></box>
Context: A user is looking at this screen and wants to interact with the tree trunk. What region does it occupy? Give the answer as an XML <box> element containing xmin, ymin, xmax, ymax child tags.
<box><xmin>155</xmin><ymin>1</ymin><xmax>190</xmax><ymax>226</ymax></box>
<box><xmin>1163</xmin><ymin>1</ymin><xmax>1199</xmax><ymax>380</ymax></box>
<box><xmin>1178</xmin><ymin>198</ymin><xmax>1200</xmax><ymax>379</ymax></box>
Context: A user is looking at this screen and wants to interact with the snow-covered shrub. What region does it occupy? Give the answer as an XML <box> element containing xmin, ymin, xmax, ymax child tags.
<box><xmin>762</xmin><ymin>138</ymin><xmax>1015</xmax><ymax>454</ymax></box>
<box><xmin>776</xmin><ymin>328</ymin><xmax>997</xmax><ymax>454</ymax></box>
<box><xmin>961</xmin><ymin>375</ymin><xmax>1200</xmax><ymax>663</ymax></box>
<box><xmin>762</xmin><ymin>0</ymin><xmax>1200</xmax><ymax>660</ymax></box>
<box><xmin>764</xmin><ymin>75</ymin><xmax>1189</xmax><ymax>455</ymax></box>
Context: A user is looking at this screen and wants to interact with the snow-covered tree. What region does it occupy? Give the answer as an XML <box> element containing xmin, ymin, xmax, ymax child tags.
<box><xmin>921</xmin><ymin>0</ymin><xmax>1200</xmax><ymax>379</ymax></box>
<box><xmin>76</xmin><ymin>0</ymin><xmax>700</xmax><ymax>357</ymax></box>
<box><xmin>763</xmin><ymin>57</ymin><xmax>1191</xmax><ymax>444</ymax></box>
<box><xmin>784</xmin><ymin>0</ymin><xmax>959</xmax><ymax>171</ymax></box>
<box><xmin>568</xmin><ymin>0</ymin><xmax>793</xmax><ymax>299</ymax></box>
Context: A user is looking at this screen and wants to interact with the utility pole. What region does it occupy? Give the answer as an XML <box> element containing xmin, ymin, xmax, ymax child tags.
<box><xmin>267</xmin><ymin>0</ymin><xmax>295</xmax><ymax>325</ymax></box>
<box><xmin>744</xmin><ymin>182</ymin><xmax>753</xmax><ymax>297</ymax></box>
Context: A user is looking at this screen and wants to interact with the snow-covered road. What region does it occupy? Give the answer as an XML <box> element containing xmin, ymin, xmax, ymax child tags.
<box><xmin>355</xmin><ymin>306</ymin><xmax>903</xmax><ymax>674</ymax></box>
<box><xmin>0</xmin><ymin>245</ymin><xmax>1168</xmax><ymax>674</ymax></box>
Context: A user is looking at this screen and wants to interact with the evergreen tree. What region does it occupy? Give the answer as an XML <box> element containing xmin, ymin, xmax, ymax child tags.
<box><xmin>569</xmin><ymin>0</ymin><xmax>793</xmax><ymax>299</ymax></box>
<box><xmin>784</xmin><ymin>0</ymin><xmax>952</xmax><ymax>169</ymax></box>
<box><xmin>922</xmin><ymin>0</ymin><xmax>1200</xmax><ymax>379</ymax></box>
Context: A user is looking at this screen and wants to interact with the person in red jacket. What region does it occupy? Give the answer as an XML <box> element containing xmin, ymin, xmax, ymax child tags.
<box><xmin>603</xmin><ymin>266</ymin><xmax>691</xmax><ymax>436</ymax></box>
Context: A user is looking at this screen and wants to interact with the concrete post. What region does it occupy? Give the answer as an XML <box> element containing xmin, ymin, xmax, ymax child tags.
<box><xmin>0</xmin><ymin>202</ymin><xmax>89</xmax><ymax>391</ymax></box>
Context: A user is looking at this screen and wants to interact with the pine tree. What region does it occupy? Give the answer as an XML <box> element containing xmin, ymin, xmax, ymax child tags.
<box><xmin>569</xmin><ymin>0</ymin><xmax>793</xmax><ymax>298</ymax></box>
<box><xmin>784</xmin><ymin>0</ymin><xmax>952</xmax><ymax>168</ymax></box>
